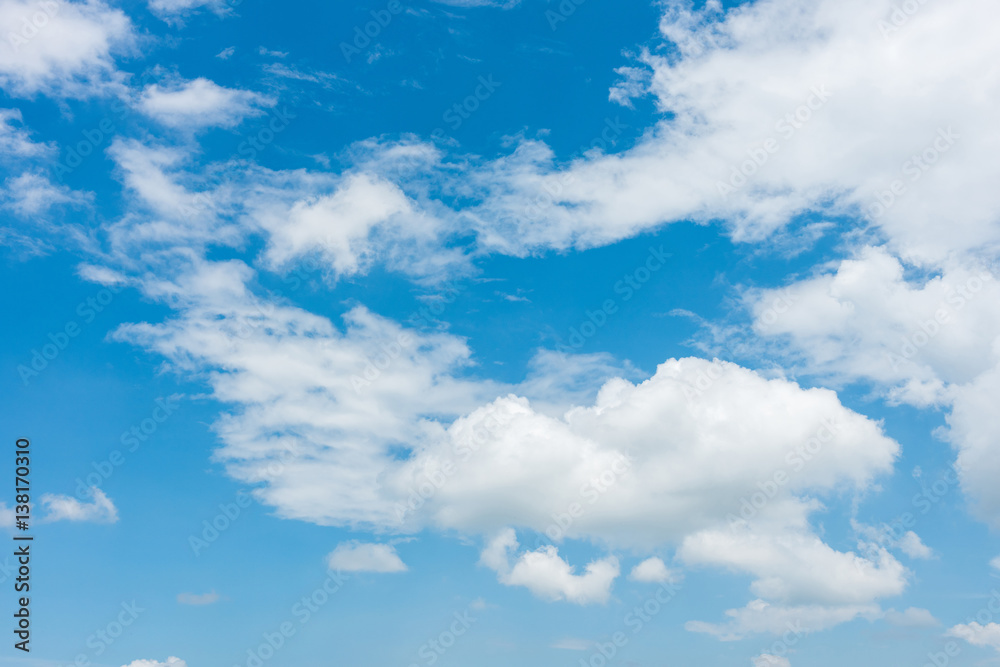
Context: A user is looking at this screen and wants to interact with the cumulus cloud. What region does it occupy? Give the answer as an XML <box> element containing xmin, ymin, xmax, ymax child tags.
<box><xmin>947</xmin><ymin>622</ymin><xmax>1000</xmax><ymax>650</ymax></box>
<box><xmin>40</xmin><ymin>487</ymin><xmax>118</xmax><ymax>523</ymax></box>
<box><xmin>747</xmin><ymin>246</ymin><xmax>1000</xmax><ymax>406</ymax></box>
<box><xmin>0</xmin><ymin>0</ymin><xmax>133</xmax><ymax>97</ymax></box>
<box><xmin>480</xmin><ymin>529</ymin><xmax>620</xmax><ymax>605</ymax></box>
<box><xmin>326</xmin><ymin>542</ymin><xmax>407</xmax><ymax>573</ymax></box>
<box><xmin>629</xmin><ymin>557</ymin><xmax>675</xmax><ymax>583</ymax></box>
<box><xmin>139</xmin><ymin>77</ymin><xmax>272</xmax><ymax>129</ymax></box>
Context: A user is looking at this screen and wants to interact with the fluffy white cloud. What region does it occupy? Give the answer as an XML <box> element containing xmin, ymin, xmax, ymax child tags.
<box><xmin>40</xmin><ymin>487</ymin><xmax>118</xmax><ymax>523</ymax></box>
<box><xmin>991</xmin><ymin>555</ymin><xmax>1000</xmax><ymax>571</ymax></box>
<box><xmin>748</xmin><ymin>246</ymin><xmax>1000</xmax><ymax>406</ymax></box>
<box><xmin>680</xmin><ymin>528</ymin><xmax>907</xmax><ymax>607</ymax></box>
<box><xmin>253</xmin><ymin>172</ymin><xmax>413</xmax><ymax>274</ymax></box>
<box><xmin>745</xmin><ymin>245</ymin><xmax>1000</xmax><ymax>529</ymax></box>
<box><xmin>392</xmin><ymin>358</ymin><xmax>898</xmax><ymax>548</ymax></box>
<box><xmin>947</xmin><ymin>622</ymin><xmax>1000</xmax><ymax>650</ymax></box>
<box><xmin>0</xmin><ymin>0</ymin><xmax>133</xmax><ymax>97</ymax></box>
<box><xmin>629</xmin><ymin>557</ymin><xmax>675</xmax><ymax>583</ymax></box>
<box><xmin>480</xmin><ymin>529</ymin><xmax>619</xmax><ymax>605</ymax></box>
<box><xmin>326</xmin><ymin>542</ymin><xmax>407</xmax><ymax>573</ymax></box>
<box><xmin>139</xmin><ymin>78</ymin><xmax>272</xmax><ymax>129</ymax></box>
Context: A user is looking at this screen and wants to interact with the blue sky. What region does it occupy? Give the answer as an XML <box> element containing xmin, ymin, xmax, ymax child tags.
<box><xmin>3</xmin><ymin>0</ymin><xmax>1000</xmax><ymax>666</ymax></box>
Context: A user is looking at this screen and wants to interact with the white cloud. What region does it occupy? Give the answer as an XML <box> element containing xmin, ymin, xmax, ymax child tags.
<box><xmin>897</xmin><ymin>531</ymin><xmax>933</xmax><ymax>560</ymax></box>
<box><xmin>753</xmin><ymin>655</ymin><xmax>791</xmax><ymax>667</ymax></box>
<box><xmin>253</xmin><ymin>172</ymin><xmax>414</xmax><ymax>275</ymax></box>
<box><xmin>121</xmin><ymin>659</ymin><xmax>187</xmax><ymax>667</ymax></box>
<box><xmin>102</xmin><ymin>254</ymin><xmax>904</xmax><ymax>629</ymax></box>
<box><xmin>947</xmin><ymin>622</ymin><xmax>1000</xmax><ymax>650</ymax></box>
<box><xmin>326</xmin><ymin>542</ymin><xmax>407</xmax><ymax>573</ymax></box>
<box><xmin>991</xmin><ymin>555</ymin><xmax>1000</xmax><ymax>571</ymax></box>
<box><xmin>884</xmin><ymin>607</ymin><xmax>938</xmax><ymax>628</ymax></box>
<box><xmin>679</xmin><ymin>529</ymin><xmax>907</xmax><ymax>607</ymax></box>
<box><xmin>446</xmin><ymin>0</ymin><xmax>1000</xmax><ymax>264</ymax></box>
<box><xmin>177</xmin><ymin>591</ymin><xmax>219</xmax><ymax>605</ymax></box>
<box><xmin>480</xmin><ymin>529</ymin><xmax>620</xmax><ymax>605</ymax></box>
<box><xmin>40</xmin><ymin>487</ymin><xmax>118</xmax><ymax>523</ymax></box>
<box><xmin>747</xmin><ymin>246</ymin><xmax>1000</xmax><ymax>407</ymax></box>
<box><xmin>686</xmin><ymin>598</ymin><xmax>880</xmax><ymax>641</ymax></box>
<box><xmin>0</xmin><ymin>0</ymin><xmax>133</xmax><ymax>97</ymax></box>
<box><xmin>2</xmin><ymin>171</ymin><xmax>90</xmax><ymax>215</ymax></box>
<box><xmin>139</xmin><ymin>78</ymin><xmax>272</xmax><ymax>129</ymax></box>
<box><xmin>944</xmin><ymin>363</ymin><xmax>1000</xmax><ymax>527</ymax></box>
<box><xmin>628</xmin><ymin>557</ymin><xmax>675</xmax><ymax>583</ymax></box>
<box><xmin>147</xmin><ymin>0</ymin><xmax>230</xmax><ymax>22</ymax></box>
<box><xmin>0</xmin><ymin>108</ymin><xmax>51</xmax><ymax>156</ymax></box>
